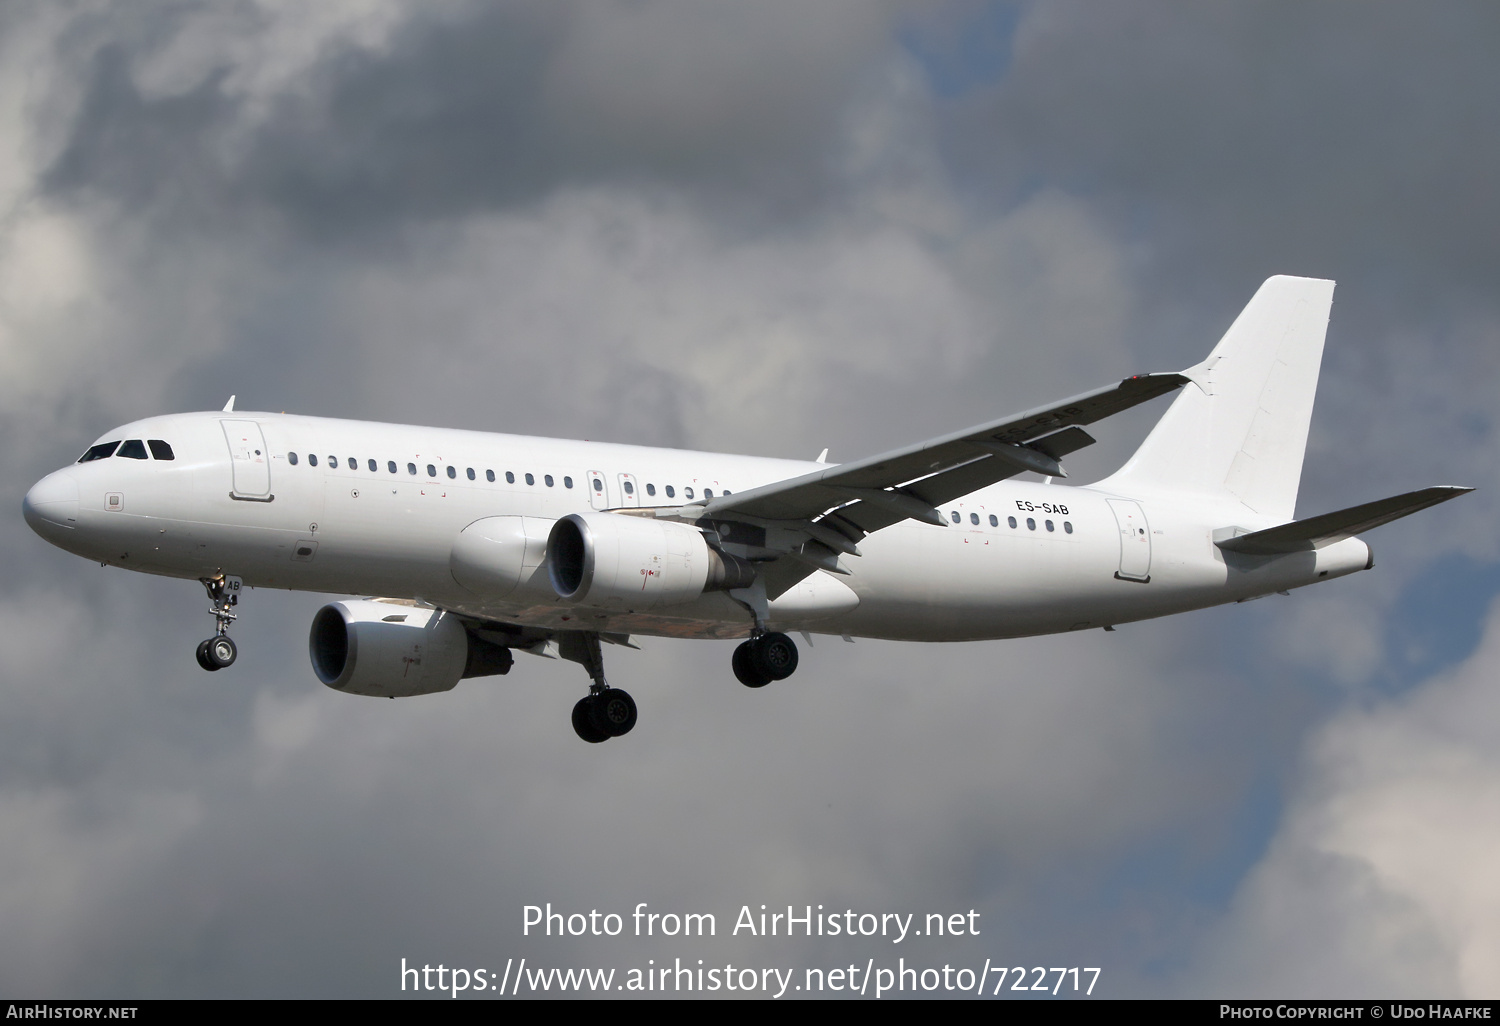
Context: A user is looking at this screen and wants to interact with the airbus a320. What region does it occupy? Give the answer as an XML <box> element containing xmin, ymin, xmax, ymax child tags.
<box><xmin>23</xmin><ymin>277</ymin><xmax>1471</xmax><ymax>742</ymax></box>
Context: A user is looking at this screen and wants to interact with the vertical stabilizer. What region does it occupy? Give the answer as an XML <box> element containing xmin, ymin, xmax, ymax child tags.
<box><xmin>1100</xmin><ymin>276</ymin><xmax>1334</xmax><ymax>521</ymax></box>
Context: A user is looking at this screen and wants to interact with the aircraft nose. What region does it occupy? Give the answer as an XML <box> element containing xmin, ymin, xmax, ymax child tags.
<box><xmin>23</xmin><ymin>469</ymin><xmax>80</xmax><ymax>539</ymax></box>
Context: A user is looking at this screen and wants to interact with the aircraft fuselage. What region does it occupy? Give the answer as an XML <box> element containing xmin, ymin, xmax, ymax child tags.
<box><xmin>24</xmin><ymin>410</ymin><xmax>1372</xmax><ymax>644</ymax></box>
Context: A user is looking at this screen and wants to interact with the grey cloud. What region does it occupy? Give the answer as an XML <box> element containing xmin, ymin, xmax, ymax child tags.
<box><xmin>950</xmin><ymin>2</ymin><xmax>1500</xmax><ymax>293</ymax></box>
<box><xmin>43</xmin><ymin>2</ymin><xmax>895</xmax><ymax>243</ymax></box>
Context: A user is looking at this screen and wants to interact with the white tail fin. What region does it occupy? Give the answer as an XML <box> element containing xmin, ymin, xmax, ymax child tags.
<box><xmin>1100</xmin><ymin>276</ymin><xmax>1335</xmax><ymax>521</ymax></box>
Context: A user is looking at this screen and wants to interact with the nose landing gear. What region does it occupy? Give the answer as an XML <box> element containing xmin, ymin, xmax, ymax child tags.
<box><xmin>195</xmin><ymin>575</ymin><xmax>241</xmax><ymax>671</ymax></box>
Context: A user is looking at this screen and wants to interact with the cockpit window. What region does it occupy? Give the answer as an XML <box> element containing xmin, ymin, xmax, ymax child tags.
<box><xmin>147</xmin><ymin>440</ymin><xmax>175</xmax><ymax>461</ymax></box>
<box><xmin>117</xmin><ymin>439</ymin><xmax>149</xmax><ymax>460</ymax></box>
<box><xmin>78</xmin><ymin>441</ymin><xmax>120</xmax><ymax>463</ymax></box>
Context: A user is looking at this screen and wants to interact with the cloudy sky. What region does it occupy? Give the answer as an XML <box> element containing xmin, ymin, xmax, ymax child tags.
<box><xmin>3</xmin><ymin>0</ymin><xmax>1497</xmax><ymax>999</ymax></box>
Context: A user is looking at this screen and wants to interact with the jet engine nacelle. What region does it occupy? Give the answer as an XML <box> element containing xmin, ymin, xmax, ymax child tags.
<box><xmin>449</xmin><ymin>515</ymin><xmax>556</xmax><ymax>600</ymax></box>
<box><xmin>547</xmin><ymin>512</ymin><xmax>753</xmax><ymax>611</ymax></box>
<box><xmin>309</xmin><ymin>600</ymin><xmax>511</xmax><ymax>698</ymax></box>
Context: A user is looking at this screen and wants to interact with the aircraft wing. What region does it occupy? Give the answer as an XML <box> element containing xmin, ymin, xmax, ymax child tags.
<box><xmin>699</xmin><ymin>373</ymin><xmax>1189</xmax><ymax>536</ymax></box>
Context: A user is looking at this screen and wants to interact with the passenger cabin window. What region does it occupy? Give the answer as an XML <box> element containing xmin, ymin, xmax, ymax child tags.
<box><xmin>950</xmin><ymin>511</ymin><xmax>960</xmax><ymax>524</ymax></box>
<box><xmin>970</xmin><ymin>513</ymin><xmax>980</xmax><ymax>525</ymax></box>
<box><xmin>665</xmin><ymin>485</ymin><xmax>675</xmax><ymax>498</ymax></box>
<box><xmin>624</xmin><ymin>481</ymin><xmax>634</xmax><ymax>495</ymax></box>
<box><xmin>388</xmin><ymin>461</ymin><xmax>397</xmax><ymax>474</ymax></box>
<box><xmin>1064</xmin><ymin>521</ymin><xmax>1074</xmax><ymax>534</ymax></box>
<box><xmin>288</xmin><ymin>452</ymin><xmax>299</xmax><ymax>465</ymax></box>
<box><xmin>646</xmin><ymin>483</ymin><xmax>656</xmax><ymax>497</ymax></box>
<box><xmin>545</xmin><ymin>474</ymin><xmax>554</xmax><ymax>487</ymax></box>
<box><xmin>703</xmin><ymin>488</ymin><xmax>712</xmax><ymax>499</ymax></box>
<box><xmin>427</xmin><ymin>465</ymin><xmax>436</xmax><ymax>477</ymax></box>
<box><xmin>78</xmin><ymin>441</ymin><xmax>120</xmax><ymax>463</ymax></box>
<box><xmin>467</xmin><ymin>468</ymin><xmax>475</xmax><ymax>480</ymax></box>
<box><xmin>1045</xmin><ymin>520</ymin><xmax>1054</xmax><ymax>532</ymax></box>
<box><xmin>486</xmin><ymin>470</ymin><xmax>495</xmax><ymax>482</ymax></box>
<box><xmin>446</xmin><ymin>465</ymin><xmax>456</xmax><ymax>479</ymax></box>
<box><xmin>118</xmin><ymin>439</ymin><xmax>148</xmax><ymax>460</ymax></box>
<box><xmin>310</xmin><ymin>454</ymin><xmax>319</xmax><ymax>467</ymax></box>
<box><xmin>592</xmin><ymin>477</ymin><xmax>603</xmax><ymax>492</ymax></box>
<box><xmin>1026</xmin><ymin>518</ymin><xmax>1036</xmax><ymax>530</ymax></box>
<box><xmin>564</xmin><ymin>476</ymin><xmax>573</xmax><ymax>489</ymax></box>
<box><xmin>407</xmin><ymin>463</ymin><xmax>416</xmax><ymax>475</ymax></box>
<box><xmin>347</xmin><ymin>457</ymin><xmax>357</xmax><ymax>470</ymax></box>
<box><xmin>684</xmin><ymin>487</ymin><xmax>694</xmax><ymax>500</ymax></box>
<box><xmin>989</xmin><ymin>515</ymin><xmax>999</xmax><ymax>527</ymax></box>
<box><xmin>525</xmin><ymin>473</ymin><xmax>535</xmax><ymax>486</ymax></box>
<box><xmin>328</xmin><ymin>455</ymin><xmax>336</xmax><ymax>468</ymax></box>
<box><xmin>368</xmin><ymin>459</ymin><xmax>377</xmax><ymax>472</ymax></box>
<box><xmin>506</xmin><ymin>472</ymin><xmax>515</xmax><ymax>484</ymax></box>
<box><xmin>147</xmin><ymin>440</ymin><xmax>175</xmax><ymax>461</ymax></box>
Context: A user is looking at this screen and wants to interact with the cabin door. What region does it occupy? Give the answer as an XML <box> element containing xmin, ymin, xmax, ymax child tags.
<box><xmin>221</xmin><ymin>420</ymin><xmax>272</xmax><ymax>500</ymax></box>
<box><xmin>1107</xmin><ymin>498</ymin><xmax>1151</xmax><ymax>582</ymax></box>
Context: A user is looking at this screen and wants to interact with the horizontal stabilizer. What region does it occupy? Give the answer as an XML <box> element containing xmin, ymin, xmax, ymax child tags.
<box><xmin>1216</xmin><ymin>486</ymin><xmax>1474</xmax><ymax>555</ymax></box>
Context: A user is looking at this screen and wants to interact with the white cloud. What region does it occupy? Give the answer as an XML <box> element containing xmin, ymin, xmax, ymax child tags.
<box><xmin>132</xmin><ymin>0</ymin><xmax>410</xmax><ymax>110</ymax></box>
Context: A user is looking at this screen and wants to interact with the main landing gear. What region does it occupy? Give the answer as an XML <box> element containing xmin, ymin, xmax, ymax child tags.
<box><xmin>559</xmin><ymin>632</ymin><xmax>637</xmax><ymax>744</ymax></box>
<box><xmin>195</xmin><ymin>575</ymin><xmax>241</xmax><ymax>672</ymax></box>
<box><xmin>571</xmin><ymin>690</ymin><xmax>637</xmax><ymax>744</ymax></box>
<box><xmin>732</xmin><ymin>632</ymin><xmax>799</xmax><ymax>688</ymax></box>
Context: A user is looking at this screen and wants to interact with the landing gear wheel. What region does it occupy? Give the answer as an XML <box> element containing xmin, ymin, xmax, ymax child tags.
<box><xmin>205</xmin><ymin>635</ymin><xmax>237</xmax><ymax>669</ymax></box>
<box><xmin>589</xmin><ymin>688</ymin><xmax>638</xmax><ymax>737</ymax></box>
<box><xmin>752</xmin><ymin>632</ymin><xmax>798</xmax><ymax>681</ymax></box>
<box><xmin>572</xmin><ymin>697</ymin><xmax>609</xmax><ymax>743</ymax></box>
<box><xmin>733</xmin><ymin>641</ymin><xmax>772</xmax><ymax>688</ymax></box>
<box><xmin>198</xmin><ymin>576</ymin><xmax>242</xmax><ymax>673</ymax></box>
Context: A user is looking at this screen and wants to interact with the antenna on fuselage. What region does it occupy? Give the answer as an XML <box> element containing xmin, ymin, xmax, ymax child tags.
<box><xmin>222</xmin><ymin>395</ymin><xmax>236</xmax><ymax>412</ymax></box>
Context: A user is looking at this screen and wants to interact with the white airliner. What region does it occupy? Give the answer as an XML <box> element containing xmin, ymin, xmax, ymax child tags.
<box><xmin>23</xmin><ymin>277</ymin><xmax>1471</xmax><ymax>742</ymax></box>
